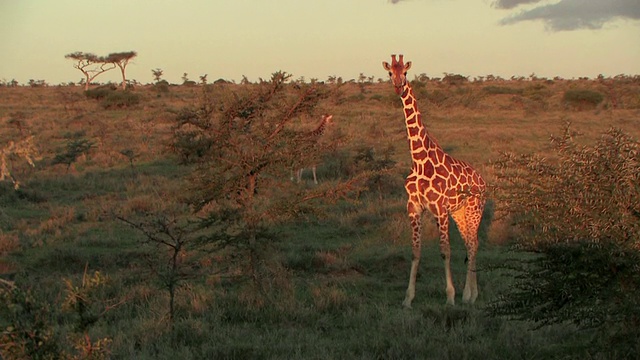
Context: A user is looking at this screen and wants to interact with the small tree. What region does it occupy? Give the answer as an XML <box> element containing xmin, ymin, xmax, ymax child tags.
<box><xmin>199</xmin><ymin>74</ymin><xmax>208</xmax><ymax>85</ymax></box>
<box><xmin>117</xmin><ymin>213</ymin><xmax>203</xmax><ymax>324</ymax></box>
<box><xmin>65</xmin><ymin>52</ymin><xmax>115</xmax><ymax>91</ymax></box>
<box><xmin>151</xmin><ymin>68</ymin><xmax>163</xmax><ymax>83</ymax></box>
<box><xmin>106</xmin><ymin>51</ymin><xmax>137</xmax><ymax>90</ymax></box>
<box><xmin>52</xmin><ymin>138</ymin><xmax>94</xmax><ymax>172</ymax></box>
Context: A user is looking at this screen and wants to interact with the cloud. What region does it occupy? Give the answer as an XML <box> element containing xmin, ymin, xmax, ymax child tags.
<box><xmin>492</xmin><ymin>0</ymin><xmax>543</xmax><ymax>10</ymax></box>
<box><xmin>499</xmin><ymin>0</ymin><xmax>640</xmax><ymax>31</ymax></box>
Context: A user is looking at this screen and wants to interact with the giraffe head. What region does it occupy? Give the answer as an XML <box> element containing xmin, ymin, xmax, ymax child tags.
<box><xmin>382</xmin><ymin>54</ymin><xmax>412</xmax><ymax>95</ymax></box>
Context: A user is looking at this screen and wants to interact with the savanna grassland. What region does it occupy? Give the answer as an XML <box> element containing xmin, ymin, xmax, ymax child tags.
<box><xmin>1</xmin><ymin>74</ymin><xmax>639</xmax><ymax>359</ymax></box>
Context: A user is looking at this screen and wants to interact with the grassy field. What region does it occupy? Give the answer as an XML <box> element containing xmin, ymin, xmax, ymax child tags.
<box><xmin>1</xmin><ymin>76</ymin><xmax>639</xmax><ymax>359</ymax></box>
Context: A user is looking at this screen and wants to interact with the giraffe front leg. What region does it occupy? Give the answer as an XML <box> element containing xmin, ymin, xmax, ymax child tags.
<box><xmin>438</xmin><ymin>215</ymin><xmax>455</xmax><ymax>305</ymax></box>
<box><xmin>403</xmin><ymin>212</ymin><xmax>422</xmax><ymax>308</ymax></box>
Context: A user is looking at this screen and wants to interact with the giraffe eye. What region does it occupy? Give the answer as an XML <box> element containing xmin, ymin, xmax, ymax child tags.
<box><xmin>388</xmin><ymin>72</ymin><xmax>392</xmax><ymax>77</ymax></box>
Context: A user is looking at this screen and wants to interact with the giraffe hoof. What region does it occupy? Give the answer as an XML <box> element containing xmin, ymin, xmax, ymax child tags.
<box><xmin>446</xmin><ymin>298</ymin><xmax>455</xmax><ymax>306</ymax></box>
<box><xmin>402</xmin><ymin>300</ymin><xmax>412</xmax><ymax>309</ymax></box>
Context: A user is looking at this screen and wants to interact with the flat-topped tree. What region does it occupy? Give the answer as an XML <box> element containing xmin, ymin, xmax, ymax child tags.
<box><xmin>106</xmin><ymin>51</ymin><xmax>137</xmax><ymax>90</ymax></box>
<box><xmin>65</xmin><ymin>52</ymin><xmax>115</xmax><ymax>91</ymax></box>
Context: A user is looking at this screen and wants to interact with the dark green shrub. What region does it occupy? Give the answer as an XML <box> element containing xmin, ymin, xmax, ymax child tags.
<box><xmin>490</xmin><ymin>124</ymin><xmax>640</xmax><ymax>357</ymax></box>
<box><xmin>52</xmin><ymin>138</ymin><xmax>94</xmax><ymax>171</ymax></box>
<box><xmin>563</xmin><ymin>89</ymin><xmax>604</xmax><ymax>109</ymax></box>
<box><xmin>489</xmin><ymin>241</ymin><xmax>640</xmax><ymax>357</ymax></box>
<box><xmin>100</xmin><ymin>90</ymin><xmax>140</xmax><ymax>109</ymax></box>
<box><xmin>171</xmin><ymin>130</ymin><xmax>214</xmax><ymax>164</ymax></box>
<box><xmin>84</xmin><ymin>84</ymin><xmax>117</xmax><ymax>100</ymax></box>
<box><xmin>154</xmin><ymin>80</ymin><xmax>170</xmax><ymax>94</ymax></box>
<box><xmin>0</xmin><ymin>282</ymin><xmax>61</xmax><ymax>359</ymax></box>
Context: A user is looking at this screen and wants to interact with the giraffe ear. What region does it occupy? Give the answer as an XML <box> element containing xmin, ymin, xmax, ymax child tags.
<box><xmin>382</xmin><ymin>61</ymin><xmax>391</xmax><ymax>71</ymax></box>
<box><xmin>404</xmin><ymin>61</ymin><xmax>412</xmax><ymax>71</ymax></box>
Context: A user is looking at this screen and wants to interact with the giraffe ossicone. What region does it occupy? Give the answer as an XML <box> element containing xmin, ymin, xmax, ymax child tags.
<box><xmin>383</xmin><ymin>54</ymin><xmax>486</xmax><ymax>307</ymax></box>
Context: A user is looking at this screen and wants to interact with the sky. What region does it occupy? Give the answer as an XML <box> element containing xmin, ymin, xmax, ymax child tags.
<box><xmin>0</xmin><ymin>0</ymin><xmax>639</xmax><ymax>85</ymax></box>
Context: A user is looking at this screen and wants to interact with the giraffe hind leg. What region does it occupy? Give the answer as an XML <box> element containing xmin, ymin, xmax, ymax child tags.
<box><xmin>451</xmin><ymin>201</ymin><xmax>483</xmax><ymax>304</ymax></box>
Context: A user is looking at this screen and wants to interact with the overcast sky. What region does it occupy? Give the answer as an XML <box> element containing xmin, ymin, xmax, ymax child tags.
<box><xmin>1</xmin><ymin>0</ymin><xmax>638</xmax><ymax>85</ymax></box>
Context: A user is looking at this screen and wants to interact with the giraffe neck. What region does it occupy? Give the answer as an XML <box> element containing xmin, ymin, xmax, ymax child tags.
<box><xmin>309</xmin><ymin>117</ymin><xmax>329</xmax><ymax>137</ymax></box>
<box><xmin>400</xmin><ymin>83</ymin><xmax>442</xmax><ymax>162</ymax></box>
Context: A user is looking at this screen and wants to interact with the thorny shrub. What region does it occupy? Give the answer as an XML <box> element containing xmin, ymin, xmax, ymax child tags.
<box><xmin>489</xmin><ymin>124</ymin><xmax>640</xmax><ymax>357</ymax></box>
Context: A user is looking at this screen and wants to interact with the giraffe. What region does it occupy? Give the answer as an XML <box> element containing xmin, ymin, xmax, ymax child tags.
<box><xmin>293</xmin><ymin>114</ymin><xmax>333</xmax><ymax>184</ymax></box>
<box><xmin>383</xmin><ymin>54</ymin><xmax>486</xmax><ymax>307</ymax></box>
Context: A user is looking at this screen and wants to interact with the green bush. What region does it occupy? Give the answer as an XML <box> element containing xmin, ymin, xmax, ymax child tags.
<box><xmin>563</xmin><ymin>89</ymin><xmax>604</xmax><ymax>109</ymax></box>
<box><xmin>52</xmin><ymin>138</ymin><xmax>94</xmax><ymax>171</ymax></box>
<box><xmin>154</xmin><ymin>80</ymin><xmax>170</xmax><ymax>94</ymax></box>
<box><xmin>84</xmin><ymin>84</ymin><xmax>117</xmax><ymax>100</ymax></box>
<box><xmin>0</xmin><ymin>282</ymin><xmax>61</xmax><ymax>359</ymax></box>
<box><xmin>100</xmin><ymin>90</ymin><xmax>140</xmax><ymax>109</ymax></box>
<box><xmin>490</xmin><ymin>124</ymin><xmax>640</xmax><ymax>357</ymax></box>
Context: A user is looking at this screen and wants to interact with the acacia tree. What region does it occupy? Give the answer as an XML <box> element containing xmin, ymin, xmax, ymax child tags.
<box><xmin>65</xmin><ymin>52</ymin><xmax>115</xmax><ymax>91</ymax></box>
<box><xmin>171</xmin><ymin>72</ymin><xmax>367</xmax><ymax>299</ymax></box>
<box><xmin>106</xmin><ymin>51</ymin><xmax>137</xmax><ymax>90</ymax></box>
<box><xmin>151</xmin><ymin>68</ymin><xmax>163</xmax><ymax>83</ymax></box>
